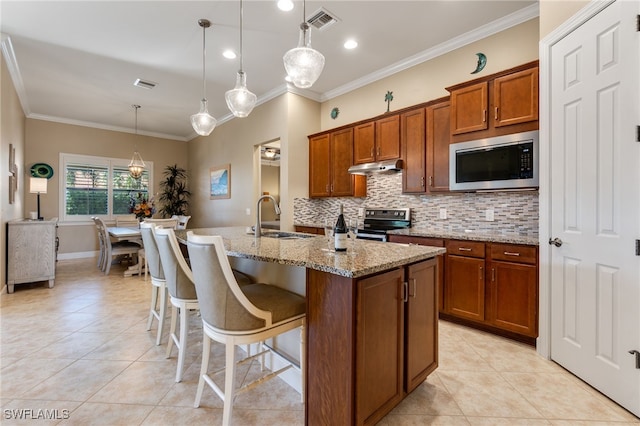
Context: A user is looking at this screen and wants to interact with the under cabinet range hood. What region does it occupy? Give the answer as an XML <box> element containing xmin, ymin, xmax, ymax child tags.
<box><xmin>348</xmin><ymin>159</ymin><xmax>403</xmax><ymax>175</ymax></box>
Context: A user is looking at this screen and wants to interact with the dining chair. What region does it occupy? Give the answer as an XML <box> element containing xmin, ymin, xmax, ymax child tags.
<box><xmin>153</xmin><ymin>227</ymin><xmax>198</xmax><ymax>383</ymax></box>
<box><xmin>95</xmin><ymin>217</ymin><xmax>142</xmax><ymax>275</ymax></box>
<box><xmin>115</xmin><ymin>214</ymin><xmax>139</xmax><ymax>228</ymax></box>
<box><xmin>139</xmin><ymin>222</ymin><xmax>168</xmax><ymax>346</ymax></box>
<box><xmin>171</xmin><ymin>215</ymin><xmax>191</xmax><ymax>230</ymax></box>
<box><xmin>144</xmin><ymin>218</ymin><xmax>178</xmax><ymax>229</ymax></box>
<box><xmin>91</xmin><ymin>217</ymin><xmax>106</xmax><ymax>271</ymax></box>
<box><xmin>186</xmin><ymin>232</ymin><xmax>306</xmax><ymax>426</ymax></box>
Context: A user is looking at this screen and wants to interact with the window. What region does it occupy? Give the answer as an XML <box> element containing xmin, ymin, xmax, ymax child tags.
<box><xmin>60</xmin><ymin>153</ymin><xmax>153</xmax><ymax>222</ymax></box>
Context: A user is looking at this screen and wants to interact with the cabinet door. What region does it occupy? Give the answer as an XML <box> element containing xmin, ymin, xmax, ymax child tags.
<box><xmin>354</xmin><ymin>122</ymin><xmax>376</xmax><ymax>164</ymax></box>
<box><xmin>493</xmin><ymin>67</ymin><xmax>539</xmax><ymax>127</ymax></box>
<box><xmin>445</xmin><ymin>255</ymin><xmax>485</xmax><ymax>321</ymax></box>
<box><xmin>405</xmin><ymin>258</ymin><xmax>438</xmax><ymax>393</ymax></box>
<box><xmin>375</xmin><ymin>114</ymin><xmax>401</xmax><ymax>161</ymax></box>
<box><xmin>331</xmin><ymin>128</ymin><xmax>356</xmax><ymax>197</ymax></box>
<box><xmin>309</xmin><ymin>134</ymin><xmax>331</xmax><ymax>197</ymax></box>
<box><xmin>488</xmin><ymin>261</ymin><xmax>538</xmax><ymax>337</ymax></box>
<box><xmin>450</xmin><ymin>81</ymin><xmax>488</xmax><ymax>134</ymax></box>
<box><xmin>426</xmin><ymin>101</ymin><xmax>451</xmax><ymax>192</ymax></box>
<box><xmin>356</xmin><ymin>268</ymin><xmax>404</xmax><ymax>426</ymax></box>
<box><xmin>401</xmin><ymin>108</ymin><xmax>426</xmax><ymax>193</ymax></box>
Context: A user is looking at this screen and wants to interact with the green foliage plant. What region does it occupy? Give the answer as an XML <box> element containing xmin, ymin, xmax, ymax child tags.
<box><xmin>158</xmin><ymin>164</ymin><xmax>191</xmax><ymax>218</ymax></box>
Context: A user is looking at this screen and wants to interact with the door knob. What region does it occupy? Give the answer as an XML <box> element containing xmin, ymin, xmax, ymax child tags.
<box><xmin>549</xmin><ymin>237</ymin><xmax>563</xmax><ymax>247</ymax></box>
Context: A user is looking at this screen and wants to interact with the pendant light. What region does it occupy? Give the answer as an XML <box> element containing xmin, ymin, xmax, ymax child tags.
<box><xmin>128</xmin><ymin>104</ymin><xmax>146</xmax><ymax>180</ymax></box>
<box><xmin>225</xmin><ymin>0</ymin><xmax>257</xmax><ymax>117</ymax></box>
<box><xmin>190</xmin><ymin>19</ymin><xmax>217</xmax><ymax>136</ymax></box>
<box><xmin>283</xmin><ymin>0</ymin><xmax>325</xmax><ymax>89</ymax></box>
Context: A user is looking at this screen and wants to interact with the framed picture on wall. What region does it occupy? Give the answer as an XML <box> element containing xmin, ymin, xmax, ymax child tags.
<box><xmin>210</xmin><ymin>164</ymin><xmax>231</xmax><ymax>199</ymax></box>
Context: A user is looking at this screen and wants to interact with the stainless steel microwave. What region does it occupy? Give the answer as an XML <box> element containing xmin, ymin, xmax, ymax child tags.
<box><xmin>449</xmin><ymin>130</ymin><xmax>539</xmax><ymax>191</ymax></box>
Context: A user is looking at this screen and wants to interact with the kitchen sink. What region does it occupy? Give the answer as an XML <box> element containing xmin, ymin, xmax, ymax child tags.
<box><xmin>261</xmin><ymin>231</ymin><xmax>314</xmax><ymax>240</ymax></box>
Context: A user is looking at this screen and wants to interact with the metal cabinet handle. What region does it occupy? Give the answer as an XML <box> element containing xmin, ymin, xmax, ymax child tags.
<box><xmin>458</xmin><ymin>247</ymin><xmax>472</xmax><ymax>252</ymax></box>
<box><xmin>479</xmin><ymin>266</ymin><xmax>483</xmax><ymax>280</ymax></box>
<box><xmin>403</xmin><ymin>281</ymin><xmax>408</xmax><ymax>302</ymax></box>
<box><xmin>483</xmin><ymin>109</ymin><xmax>487</xmax><ymax>123</ymax></box>
<box><xmin>549</xmin><ymin>237</ymin><xmax>563</xmax><ymax>247</ymax></box>
<box><xmin>409</xmin><ymin>278</ymin><xmax>417</xmax><ymax>298</ymax></box>
<box><xmin>420</xmin><ymin>176</ymin><xmax>425</xmax><ymax>187</ymax></box>
<box><xmin>494</xmin><ymin>106</ymin><xmax>499</xmax><ymax>120</ymax></box>
<box><xmin>429</xmin><ymin>176</ymin><xmax>433</xmax><ymax>187</ymax></box>
<box><xmin>491</xmin><ymin>268</ymin><xmax>495</xmax><ymax>282</ymax></box>
<box><xmin>504</xmin><ymin>251</ymin><xmax>520</xmax><ymax>256</ymax></box>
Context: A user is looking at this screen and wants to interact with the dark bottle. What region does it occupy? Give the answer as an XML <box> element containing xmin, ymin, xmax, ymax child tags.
<box><xmin>334</xmin><ymin>204</ymin><xmax>348</xmax><ymax>252</ymax></box>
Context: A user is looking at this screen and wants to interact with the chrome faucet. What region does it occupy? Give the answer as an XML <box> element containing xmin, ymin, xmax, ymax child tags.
<box><xmin>255</xmin><ymin>195</ymin><xmax>281</xmax><ymax>237</ymax></box>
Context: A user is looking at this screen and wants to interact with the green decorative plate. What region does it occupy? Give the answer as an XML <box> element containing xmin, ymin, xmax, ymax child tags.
<box><xmin>30</xmin><ymin>163</ymin><xmax>54</xmax><ymax>179</ymax></box>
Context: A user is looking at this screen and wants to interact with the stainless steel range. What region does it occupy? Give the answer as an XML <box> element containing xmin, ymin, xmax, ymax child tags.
<box><xmin>357</xmin><ymin>208</ymin><xmax>411</xmax><ymax>242</ymax></box>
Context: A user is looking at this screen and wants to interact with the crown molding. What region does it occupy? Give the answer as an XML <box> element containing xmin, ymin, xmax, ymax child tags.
<box><xmin>320</xmin><ymin>3</ymin><xmax>540</xmax><ymax>102</ymax></box>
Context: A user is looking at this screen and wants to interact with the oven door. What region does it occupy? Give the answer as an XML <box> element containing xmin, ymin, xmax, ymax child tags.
<box><xmin>356</xmin><ymin>230</ymin><xmax>387</xmax><ymax>242</ymax></box>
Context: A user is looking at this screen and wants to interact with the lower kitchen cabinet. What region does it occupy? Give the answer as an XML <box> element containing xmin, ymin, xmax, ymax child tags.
<box><xmin>487</xmin><ymin>243</ymin><xmax>538</xmax><ymax>338</ymax></box>
<box><xmin>356</xmin><ymin>268</ymin><xmax>405</xmax><ymax>425</ymax></box>
<box><xmin>444</xmin><ymin>240</ymin><xmax>486</xmax><ymax>322</ymax></box>
<box><xmin>405</xmin><ymin>259</ymin><xmax>438</xmax><ymax>392</ymax></box>
<box><xmin>389</xmin><ymin>234</ymin><xmax>539</xmax><ymax>343</ymax></box>
<box><xmin>306</xmin><ymin>257</ymin><xmax>439</xmax><ymax>425</ymax></box>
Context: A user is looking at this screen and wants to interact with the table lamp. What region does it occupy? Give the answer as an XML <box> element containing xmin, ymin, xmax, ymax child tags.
<box><xmin>30</xmin><ymin>177</ymin><xmax>47</xmax><ymax>220</ymax></box>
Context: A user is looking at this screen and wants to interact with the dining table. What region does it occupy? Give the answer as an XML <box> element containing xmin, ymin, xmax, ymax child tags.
<box><xmin>107</xmin><ymin>226</ymin><xmax>144</xmax><ymax>277</ymax></box>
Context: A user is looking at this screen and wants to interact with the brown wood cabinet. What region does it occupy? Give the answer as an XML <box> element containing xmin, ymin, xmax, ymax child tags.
<box><xmin>401</xmin><ymin>108</ymin><xmax>426</xmax><ymax>193</ymax></box>
<box><xmin>354</xmin><ymin>114</ymin><xmax>400</xmax><ymax>164</ymax></box>
<box><xmin>487</xmin><ymin>243</ymin><xmax>538</xmax><ymax>337</ymax></box>
<box><xmin>426</xmin><ymin>100</ymin><xmax>451</xmax><ymax>192</ymax></box>
<box><xmin>445</xmin><ymin>240</ymin><xmax>486</xmax><ymax>322</ymax></box>
<box><xmin>309</xmin><ymin>128</ymin><xmax>366</xmax><ymax>198</ymax></box>
<box><xmin>356</xmin><ymin>268</ymin><xmax>405</xmax><ymax>425</ymax></box>
<box><xmin>447</xmin><ymin>61</ymin><xmax>539</xmax><ymax>143</ymax></box>
<box><xmin>306</xmin><ymin>257</ymin><xmax>439</xmax><ymax>425</ymax></box>
<box><xmin>401</xmin><ymin>98</ymin><xmax>450</xmax><ymax>194</ymax></box>
<box><xmin>405</xmin><ymin>259</ymin><xmax>438</xmax><ymax>393</ymax></box>
<box><xmin>389</xmin><ymin>234</ymin><xmax>539</xmax><ymax>343</ymax></box>
<box><xmin>387</xmin><ymin>234</ymin><xmax>444</xmax><ymax>312</ymax></box>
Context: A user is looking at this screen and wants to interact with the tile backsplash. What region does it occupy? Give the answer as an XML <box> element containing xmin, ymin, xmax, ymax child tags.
<box><xmin>294</xmin><ymin>173</ymin><xmax>538</xmax><ymax>237</ymax></box>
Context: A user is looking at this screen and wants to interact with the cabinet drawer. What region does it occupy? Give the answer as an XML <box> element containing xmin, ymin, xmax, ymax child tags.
<box><xmin>446</xmin><ymin>240</ymin><xmax>485</xmax><ymax>258</ymax></box>
<box><xmin>388</xmin><ymin>235</ymin><xmax>444</xmax><ymax>247</ymax></box>
<box><xmin>489</xmin><ymin>243</ymin><xmax>537</xmax><ymax>265</ymax></box>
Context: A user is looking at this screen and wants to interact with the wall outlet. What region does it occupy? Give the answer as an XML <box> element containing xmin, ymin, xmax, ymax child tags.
<box><xmin>358</xmin><ymin>207</ymin><xmax>364</xmax><ymax>217</ymax></box>
<box><xmin>439</xmin><ymin>208</ymin><xmax>447</xmax><ymax>220</ymax></box>
<box><xmin>486</xmin><ymin>209</ymin><xmax>495</xmax><ymax>222</ymax></box>
<box><xmin>246</xmin><ymin>208</ymin><xmax>251</xmax><ymax>216</ymax></box>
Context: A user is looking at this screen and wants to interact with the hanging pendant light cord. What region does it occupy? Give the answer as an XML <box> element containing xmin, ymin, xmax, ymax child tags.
<box><xmin>200</xmin><ymin>20</ymin><xmax>207</xmax><ymax>100</ymax></box>
<box><xmin>239</xmin><ymin>0</ymin><xmax>244</xmax><ymax>73</ymax></box>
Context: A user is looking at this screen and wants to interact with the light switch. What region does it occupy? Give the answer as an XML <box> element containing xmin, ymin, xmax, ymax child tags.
<box><xmin>439</xmin><ymin>208</ymin><xmax>447</xmax><ymax>219</ymax></box>
<box><xmin>246</xmin><ymin>208</ymin><xmax>251</xmax><ymax>216</ymax></box>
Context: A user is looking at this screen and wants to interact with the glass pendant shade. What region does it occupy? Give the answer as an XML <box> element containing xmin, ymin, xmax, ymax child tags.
<box><xmin>225</xmin><ymin>71</ymin><xmax>257</xmax><ymax>118</ymax></box>
<box><xmin>283</xmin><ymin>24</ymin><xmax>325</xmax><ymax>89</ymax></box>
<box><xmin>128</xmin><ymin>151</ymin><xmax>146</xmax><ymax>180</ymax></box>
<box><xmin>190</xmin><ymin>98</ymin><xmax>217</xmax><ymax>136</ymax></box>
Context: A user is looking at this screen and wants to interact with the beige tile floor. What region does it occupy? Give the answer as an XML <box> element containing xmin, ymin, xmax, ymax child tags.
<box><xmin>1</xmin><ymin>258</ymin><xmax>639</xmax><ymax>425</ymax></box>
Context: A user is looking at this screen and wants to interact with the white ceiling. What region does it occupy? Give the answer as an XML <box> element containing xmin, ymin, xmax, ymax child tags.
<box><xmin>1</xmin><ymin>1</ymin><xmax>537</xmax><ymax>141</ymax></box>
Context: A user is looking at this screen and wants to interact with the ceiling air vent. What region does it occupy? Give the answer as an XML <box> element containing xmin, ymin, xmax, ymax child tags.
<box><xmin>306</xmin><ymin>8</ymin><xmax>339</xmax><ymax>31</ymax></box>
<box><xmin>133</xmin><ymin>78</ymin><xmax>157</xmax><ymax>90</ymax></box>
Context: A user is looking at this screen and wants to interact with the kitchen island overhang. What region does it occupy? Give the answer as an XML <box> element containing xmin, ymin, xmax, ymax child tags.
<box><xmin>176</xmin><ymin>227</ymin><xmax>445</xmax><ymax>425</ymax></box>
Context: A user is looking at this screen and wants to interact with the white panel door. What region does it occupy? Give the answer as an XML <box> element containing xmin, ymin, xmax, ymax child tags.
<box><xmin>549</xmin><ymin>0</ymin><xmax>639</xmax><ymax>416</ymax></box>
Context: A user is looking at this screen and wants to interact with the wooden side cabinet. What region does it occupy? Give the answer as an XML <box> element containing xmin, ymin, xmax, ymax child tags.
<box><xmin>401</xmin><ymin>108</ymin><xmax>426</xmax><ymax>193</ymax></box>
<box><xmin>487</xmin><ymin>243</ymin><xmax>538</xmax><ymax>338</ymax></box>
<box><xmin>6</xmin><ymin>219</ymin><xmax>58</xmax><ymax>293</ymax></box>
<box><xmin>354</xmin><ymin>115</ymin><xmax>400</xmax><ymax>164</ymax></box>
<box><xmin>426</xmin><ymin>100</ymin><xmax>451</xmax><ymax>192</ymax></box>
<box><xmin>445</xmin><ymin>240</ymin><xmax>486</xmax><ymax>322</ymax></box>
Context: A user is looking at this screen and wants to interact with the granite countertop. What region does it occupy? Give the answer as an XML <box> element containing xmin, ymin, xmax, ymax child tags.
<box><xmin>176</xmin><ymin>226</ymin><xmax>445</xmax><ymax>278</ymax></box>
<box><xmin>388</xmin><ymin>227</ymin><xmax>539</xmax><ymax>246</ymax></box>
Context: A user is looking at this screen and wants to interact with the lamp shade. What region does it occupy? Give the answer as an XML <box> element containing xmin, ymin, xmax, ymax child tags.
<box><xmin>225</xmin><ymin>71</ymin><xmax>257</xmax><ymax>118</ymax></box>
<box><xmin>283</xmin><ymin>24</ymin><xmax>325</xmax><ymax>89</ymax></box>
<box><xmin>29</xmin><ymin>177</ymin><xmax>48</xmax><ymax>194</ymax></box>
<box><xmin>191</xmin><ymin>99</ymin><xmax>217</xmax><ymax>136</ymax></box>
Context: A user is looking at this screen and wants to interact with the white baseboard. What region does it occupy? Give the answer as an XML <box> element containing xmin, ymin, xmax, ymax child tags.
<box><xmin>57</xmin><ymin>251</ymin><xmax>98</xmax><ymax>260</ymax></box>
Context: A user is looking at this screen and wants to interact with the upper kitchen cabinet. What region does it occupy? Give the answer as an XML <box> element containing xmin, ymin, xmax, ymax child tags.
<box><xmin>447</xmin><ymin>61</ymin><xmax>539</xmax><ymax>143</ymax></box>
<box><xmin>309</xmin><ymin>129</ymin><xmax>366</xmax><ymax>198</ymax></box>
<box><xmin>401</xmin><ymin>98</ymin><xmax>450</xmax><ymax>194</ymax></box>
<box><xmin>354</xmin><ymin>114</ymin><xmax>401</xmax><ymax>164</ymax></box>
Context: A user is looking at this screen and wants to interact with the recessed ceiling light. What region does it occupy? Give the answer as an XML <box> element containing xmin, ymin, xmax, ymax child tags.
<box><xmin>277</xmin><ymin>0</ymin><xmax>294</xmax><ymax>12</ymax></box>
<box><xmin>223</xmin><ymin>50</ymin><xmax>237</xmax><ymax>59</ymax></box>
<box><xmin>344</xmin><ymin>39</ymin><xmax>358</xmax><ymax>50</ymax></box>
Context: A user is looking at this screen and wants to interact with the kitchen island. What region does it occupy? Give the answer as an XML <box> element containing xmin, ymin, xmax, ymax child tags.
<box><xmin>176</xmin><ymin>227</ymin><xmax>445</xmax><ymax>426</ymax></box>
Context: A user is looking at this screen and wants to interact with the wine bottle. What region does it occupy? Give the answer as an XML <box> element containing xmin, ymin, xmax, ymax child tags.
<box><xmin>334</xmin><ymin>204</ymin><xmax>348</xmax><ymax>252</ymax></box>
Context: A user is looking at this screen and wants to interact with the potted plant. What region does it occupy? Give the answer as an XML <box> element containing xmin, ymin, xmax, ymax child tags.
<box><xmin>158</xmin><ymin>164</ymin><xmax>191</xmax><ymax>218</ymax></box>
